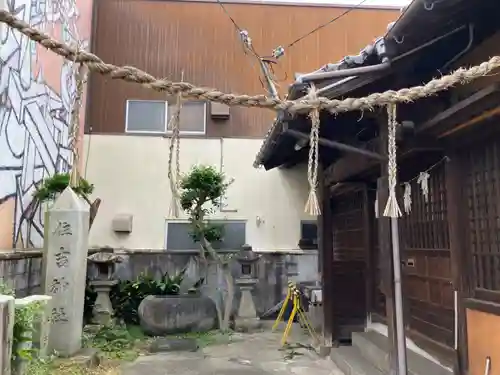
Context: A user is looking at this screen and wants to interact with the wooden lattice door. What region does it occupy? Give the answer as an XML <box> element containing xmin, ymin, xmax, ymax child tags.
<box><xmin>399</xmin><ymin>164</ymin><xmax>454</xmax><ymax>347</ymax></box>
<box><xmin>331</xmin><ymin>188</ymin><xmax>370</xmax><ymax>341</ymax></box>
<box><xmin>461</xmin><ymin>135</ymin><xmax>500</xmax><ymax>303</ymax></box>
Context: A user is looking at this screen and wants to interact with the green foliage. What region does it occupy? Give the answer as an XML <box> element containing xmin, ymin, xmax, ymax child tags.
<box><xmin>84</xmin><ymin>270</ymin><xmax>205</xmax><ymax>325</ymax></box>
<box><xmin>179</xmin><ymin>165</ymin><xmax>231</xmax><ymax>211</ymax></box>
<box><xmin>13</xmin><ymin>302</ymin><xmax>42</xmax><ymax>363</ymax></box>
<box><xmin>0</xmin><ymin>285</ymin><xmax>42</xmax><ymax>364</ymax></box>
<box><xmin>84</xmin><ymin>323</ymin><xmax>137</xmax><ymax>360</ymax></box>
<box><xmin>179</xmin><ymin>165</ymin><xmax>232</xmax><ymax>245</ymax></box>
<box><xmin>33</xmin><ymin>172</ymin><xmax>94</xmax><ymax>202</ymax></box>
<box><xmin>84</xmin><ymin>280</ymin><xmax>97</xmax><ymax>325</ymax></box>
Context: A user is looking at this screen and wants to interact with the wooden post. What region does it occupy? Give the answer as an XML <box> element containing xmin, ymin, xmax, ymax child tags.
<box><xmin>445</xmin><ymin>149</ymin><xmax>469</xmax><ymax>375</ymax></box>
<box><xmin>318</xmin><ymin>165</ymin><xmax>334</xmax><ymax>347</ymax></box>
<box><xmin>362</xmin><ymin>185</ymin><xmax>374</xmax><ymax>322</ymax></box>
<box><xmin>378</xmin><ymin>116</ymin><xmax>399</xmax><ymax>375</ymax></box>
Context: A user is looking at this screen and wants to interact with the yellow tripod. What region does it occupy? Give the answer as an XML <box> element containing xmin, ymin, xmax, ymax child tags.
<box><xmin>272</xmin><ymin>281</ymin><xmax>320</xmax><ymax>346</ymax></box>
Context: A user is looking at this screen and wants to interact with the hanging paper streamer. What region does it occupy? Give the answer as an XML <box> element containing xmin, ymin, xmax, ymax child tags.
<box><xmin>403</xmin><ymin>183</ymin><xmax>412</xmax><ymax>214</ymax></box>
<box><xmin>417</xmin><ymin>171</ymin><xmax>430</xmax><ymax>203</ymax></box>
<box><xmin>383</xmin><ymin>103</ymin><xmax>402</xmax><ymax>218</ymax></box>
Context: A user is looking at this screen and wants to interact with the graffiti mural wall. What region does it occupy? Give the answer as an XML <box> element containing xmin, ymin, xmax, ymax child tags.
<box><xmin>0</xmin><ymin>0</ymin><xmax>92</xmax><ymax>248</ymax></box>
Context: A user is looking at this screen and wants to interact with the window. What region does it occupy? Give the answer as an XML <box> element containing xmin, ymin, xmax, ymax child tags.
<box><xmin>298</xmin><ymin>220</ymin><xmax>318</xmax><ymax>250</ymax></box>
<box><xmin>125</xmin><ymin>100</ymin><xmax>206</xmax><ymax>135</ymax></box>
<box><xmin>125</xmin><ymin>100</ymin><xmax>168</xmax><ymax>134</ymax></box>
<box><xmin>167</xmin><ymin>101</ymin><xmax>206</xmax><ymax>135</ymax></box>
<box><xmin>165</xmin><ymin>220</ymin><xmax>246</xmax><ymax>251</ymax></box>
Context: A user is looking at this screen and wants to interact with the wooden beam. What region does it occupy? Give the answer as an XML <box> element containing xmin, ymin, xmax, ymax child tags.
<box><xmin>318</xmin><ymin>166</ymin><xmax>334</xmax><ymax>348</ymax></box>
<box><xmin>437</xmin><ymin>105</ymin><xmax>500</xmax><ymax>139</ymax></box>
<box><xmin>324</xmin><ymin>135</ymin><xmax>443</xmax><ymax>185</ymax></box>
<box><xmin>419</xmin><ymin>84</ymin><xmax>500</xmax><ymax>134</ymax></box>
<box><xmin>445</xmin><ymin>149</ymin><xmax>470</xmax><ymax>375</ymax></box>
<box><xmin>285</xmin><ymin>129</ymin><xmax>385</xmax><ymax>160</ymax></box>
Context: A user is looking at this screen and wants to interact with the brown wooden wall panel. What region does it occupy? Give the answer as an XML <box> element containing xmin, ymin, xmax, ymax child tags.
<box><xmin>399</xmin><ymin>164</ymin><xmax>454</xmax><ymax>347</ymax></box>
<box><xmin>460</xmin><ymin>132</ymin><xmax>500</xmax><ymax>304</ymax></box>
<box><xmin>87</xmin><ymin>0</ymin><xmax>398</xmax><ymax>137</ymax></box>
<box><xmin>331</xmin><ymin>189</ymin><xmax>368</xmax><ymax>340</ymax></box>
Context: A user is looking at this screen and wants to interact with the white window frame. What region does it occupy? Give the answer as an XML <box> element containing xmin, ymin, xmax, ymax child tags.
<box><xmin>166</xmin><ymin>101</ymin><xmax>207</xmax><ymax>136</ymax></box>
<box><xmin>125</xmin><ymin>99</ymin><xmax>168</xmax><ymax>134</ymax></box>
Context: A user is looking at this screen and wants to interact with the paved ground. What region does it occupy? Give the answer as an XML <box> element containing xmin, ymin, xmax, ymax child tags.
<box><xmin>122</xmin><ymin>327</ymin><xmax>344</xmax><ymax>375</ymax></box>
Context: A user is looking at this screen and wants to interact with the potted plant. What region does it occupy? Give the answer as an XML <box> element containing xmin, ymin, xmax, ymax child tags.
<box><xmin>138</xmin><ymin>267</ymin><xmax>217</xmax><ymax>336</ymax></box>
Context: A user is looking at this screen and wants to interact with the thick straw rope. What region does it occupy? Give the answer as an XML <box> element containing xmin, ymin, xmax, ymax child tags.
<box><xmin>167</xmin><ymin>91</ymin><xmax>183</xmax><ymax>218</ymax></box>
<box><xmin>2</xmin><ymin>9</ymin><xmax>500</xmax><ymax>114</ymax></box>
<box><xmin>383</xmin><ymin>103</ymin><xmax>402</xmax><ymax>218</ymax></box>
<box><xmin>304</xmin><ymin>85</ymin><xmax>321</xmax><ymax>216</ymax></box>
<box><xmin>69</xmin><ymin>51</ymin><xmax>87</xmax><ymax>188</ymax></box>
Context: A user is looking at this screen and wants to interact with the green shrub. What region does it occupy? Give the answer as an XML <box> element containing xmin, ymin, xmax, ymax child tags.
<box><xmin>33</xmin><ymin>172</ymin><xmax>93</xmax><ymax>202</ymax></box>
<box><xmin>84</xmin><ymin>269</ymin><xmax>204</xmax><ymax>325</ymax></box>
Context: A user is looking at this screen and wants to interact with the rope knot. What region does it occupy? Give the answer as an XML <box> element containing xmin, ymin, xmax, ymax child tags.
<box><xmin>304</xmin><ymin>85</ymin><xmax>321</xmax><ymax>216</ymax></box>
<box><xmin>383</xmin><ymin>103</ymin><xmax>402</xmax><ymax>218</ymax></box>
<box><xmin>69</xmin><ymin>45</ymin><xmax>87</xmax><ymax>188</ymax></box>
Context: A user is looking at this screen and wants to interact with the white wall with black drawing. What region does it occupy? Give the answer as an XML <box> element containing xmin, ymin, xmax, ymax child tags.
<box><xmin>0</xmin><ymin>0</ymin><xmax>92</xmax><ymax>249</ymax></box>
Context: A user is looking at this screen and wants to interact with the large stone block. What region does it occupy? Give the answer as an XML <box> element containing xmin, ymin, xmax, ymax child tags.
<box><xmin>138</xmin><ymin>294</ymin><xmax>217</xmax><ymax>336</ymax></box>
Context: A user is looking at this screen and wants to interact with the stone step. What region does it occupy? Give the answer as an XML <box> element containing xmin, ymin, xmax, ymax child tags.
<box><xmin>351</xmin><ymin>331</ymin><xmax>453</xmax><ymax>375</ymax></box>
<box><xmin>330</xmin><ymin>346</ymin><xmax>387</xmax><ymax>375</ymax></box>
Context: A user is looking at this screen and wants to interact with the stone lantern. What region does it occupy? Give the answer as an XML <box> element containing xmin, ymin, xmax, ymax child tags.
<box><xmin>87</xmin><ymin>251</ymin><xmax>123</xmax><ymax>325</ymax></box>
<box><xmin>234</xmin><ymin>244</ymin><xmax>261</xmax><ymax>332</ymax></box>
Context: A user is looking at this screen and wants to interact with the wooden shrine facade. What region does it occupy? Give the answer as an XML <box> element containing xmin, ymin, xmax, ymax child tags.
<box><xmin>257</xmin><ymin>2</ymin><xmax>500</xmax><ymax>373</ymax></box>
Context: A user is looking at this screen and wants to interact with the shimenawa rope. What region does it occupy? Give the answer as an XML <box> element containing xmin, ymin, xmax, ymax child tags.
<box><xmin>69</xmin><ymin>47</ymin><xmax>87</xmax><ymax>188</ymax></box>
<box><xmin>167</xmin><ymin>77</ymin><xmax>183</xmax><ymax>218</ymax></box>
<box><xmin>2</xmin><ymin>9</ymin><xmax>500</xmax><ymax>115</ymax></box>
<box><xmin>383</xmin><ymin>103</ymin><xmax>402</xmax><ymax>218</ymax></box>
<box><xmin>304</xmin><ymin>85</ymin><xmax>321</xmax><ymax>216</ymax></box>
<box><xmin>4</xmin><ymin>7</ymin><xmax>500</xmax><ymax>216</ymax></box>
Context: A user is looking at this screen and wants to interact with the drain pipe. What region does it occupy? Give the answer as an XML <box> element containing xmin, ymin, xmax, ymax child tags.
<box><xmin>453</xmin><ymin>290</ymin><xmax>458</xmax><ymax>350</ymax></box>
<box><xmin>441</xmin><ymin>23</ymin><xmax>474</xmax><ymax>71</ymax></box>
<box><xmin>484</xmin><ymin>357</ymin><xmax>491</xmax><ymax>375</ymax></box>
<box><xmin>296</xmin><ymin>24</ymin><xmax>467</xmax><ymax>86</ymax></box>
<box><xmin>298</xmin><ymin>62</ymin><xmax>391</xmax><ymax>83</ymax></box>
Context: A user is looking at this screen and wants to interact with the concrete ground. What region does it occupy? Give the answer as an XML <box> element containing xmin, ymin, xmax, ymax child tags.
<box><xmin>122</xmin><ymin>327</ymin><xmax>344</xmax><ymax>375</ymax></box>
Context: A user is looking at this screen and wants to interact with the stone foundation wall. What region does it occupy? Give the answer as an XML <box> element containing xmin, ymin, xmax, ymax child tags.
<box><xmin>0</xmin><ymin>251</ymin><xmax>43</xmax><ymax>297</ymax></box>
<box><xmin>112</xmin><ymin>250</ymin><xmax>319</xmax><ymax>316</ymax></box>
<box><xmin>0</xmin><ymin>249</ymin><xmax>319</xmax><ymax>315</ymax></box>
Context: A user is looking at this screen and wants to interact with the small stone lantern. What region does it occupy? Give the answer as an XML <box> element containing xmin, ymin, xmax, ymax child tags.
<box><xmin>87</xmin><ymin>251</ymin><xmax>123</xmax><ymax>325</ymax></box>
<box><xmin>234</xmin><ymin>244</ymin><xmax>261</xmax><ymax>332</ymax></box>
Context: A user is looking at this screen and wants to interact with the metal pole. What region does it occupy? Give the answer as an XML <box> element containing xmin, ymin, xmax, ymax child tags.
<box><xmin>390</xmin><ymin>217</ymin><xmax>408</xmax><ymax>375</ymax></box>
<box><xmin>258</xmin><ymin>59</ymin><xmax>279</xmax><ymax>98</ymax></box>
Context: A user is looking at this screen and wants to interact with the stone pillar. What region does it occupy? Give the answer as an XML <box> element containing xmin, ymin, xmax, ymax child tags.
<box><xmin>90</xmin><ymin>280</ymin><xmax>118</xmax><ymax>325</ymax></box>
<box><xmin>0</xmin><ymin>295</ymin><xmax>15</xmax><ymax>375</ymax></box>
<box><xmin>43</xmin><ymin>186</ymin><xmax>89</xmax><ymax>357</ymax></box>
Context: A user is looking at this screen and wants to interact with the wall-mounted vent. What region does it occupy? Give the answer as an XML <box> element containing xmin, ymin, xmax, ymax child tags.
<box><xmin>210</xmin><ymin>102</ymin><xmax>230</xmax><ymax>119</ymax></box>
<box><xmin>112</xmin><ymin>214</ymin><xmax>133</xmax><ymax>233</ymax></box>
